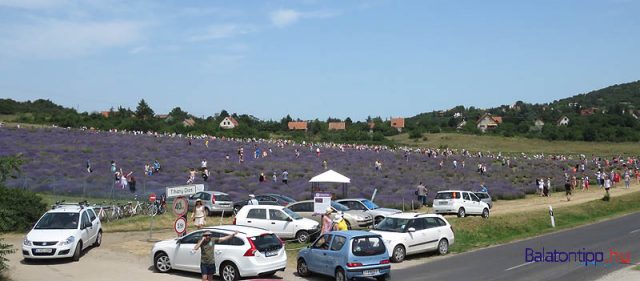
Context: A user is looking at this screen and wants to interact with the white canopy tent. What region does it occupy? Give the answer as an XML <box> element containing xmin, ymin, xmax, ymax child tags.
<box><xmin>309</xmin><ymin>170</ymin><xmax>351</xmax><ymax>198</ymax></box>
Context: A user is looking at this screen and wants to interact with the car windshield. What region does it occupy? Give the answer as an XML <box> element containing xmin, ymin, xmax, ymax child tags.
<box><xmin>435</xmin><ymin>192</ymin><xmax>460</xmax><ymax>200</ymax></box>
<box><xmin>34</xmin><ymin>213</ymin><xmax>80</xmax><ymax>230</ymax></box>
<box><xmin>374</xmin><ymin>217</ymin><xmax>410</xmax><ymax>232</ymax></box>
<box><xmin>352</xmin><ymin>236</ymin><xmax>386</xmax><ymax>256</ymax></box>
<box><xmin>252</xmin><ymin>233</ymin><xmax>282</xmax><ymax>252</ymax></box>
<box><xmin>331</xmin><ymin>202</ymin><xmax>350</xmax><ymax>212</ymax></box>
<box><xmin>361</xmin><ymin>200</ymin><xmax>379</xmax><ymax>210</ymax></box>
<box><xmin>283</xmin><ymin>208</ymin><xmax>303</xmax><ymax>220</ymax></box>
<box><xmin>270</xmin><ymin>194</ymin><xmax>296</xmax><ymax>203</ymax></box>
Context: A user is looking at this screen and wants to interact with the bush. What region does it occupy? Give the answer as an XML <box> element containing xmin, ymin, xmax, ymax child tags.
<box><xmin>0</xmin><ymin>188</ymin><xmax>48</xmax><ymax>232</ymax></box>
<box><xmin>0</xmin><ymin>237</ymin><xmax>14</xmax><ymax>274</ymax></box>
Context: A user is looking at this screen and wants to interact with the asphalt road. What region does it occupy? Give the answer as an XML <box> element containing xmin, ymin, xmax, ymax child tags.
<box><xmin>393</xmin><ymin>212</ymin><xmax>640</xmax><ymax>281</ymax></box>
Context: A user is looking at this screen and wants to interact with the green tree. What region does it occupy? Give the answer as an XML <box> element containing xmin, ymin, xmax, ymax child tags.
<box><xmin>135</xmin><ymin>99</ymin><xmax>154</xmax><ymax>120</ymax></box>
<box><xmin>0</xmin><ymin>154</ymin><xmax>24</xmax><ymax>184</ymax></box>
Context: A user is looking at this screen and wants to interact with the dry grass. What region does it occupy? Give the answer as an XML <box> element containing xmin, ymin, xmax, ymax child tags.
<box><xmin>390</xmin><ymin>133</ymin><xmax>640</xmax><ymax>156</ymax></box>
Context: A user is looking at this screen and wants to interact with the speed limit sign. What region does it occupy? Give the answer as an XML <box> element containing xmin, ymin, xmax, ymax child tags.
<box><xmin>173</xmin><ymin>196</ymin><xmax>188</xmax><ymax>217</ymax></box>
<box><xmin>174</xmin><ymin>216</ymin><xmax>187</xmax><ymax>235</ymax></box>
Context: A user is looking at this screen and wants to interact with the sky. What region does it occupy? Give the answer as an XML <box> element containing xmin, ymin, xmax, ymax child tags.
<box><xmin>0</xmin><ymin>0</ymin><xmax>639</xmax><ymax>121</ymax></box>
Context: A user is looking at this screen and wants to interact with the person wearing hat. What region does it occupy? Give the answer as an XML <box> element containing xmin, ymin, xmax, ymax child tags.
<box><xmin>192</xmin><ymin>199</ymin><xmax>206</xmax><ymax>229</ymax></box>
<box><xmin>333</xmin><ymin>212</ymin><xmax>348</xmax><ymax>231</ymax></box>
<box><xmin>192</xmin><ymin>230</ymin><xmax>239</xmax><ymax>281</ymax></box>
<box><xmin>247</xmin><ymin>194</ymin><xmax>259</xmax><ymax>205</ymax></box>
<box><xmin>321</xmin><ymin>207</ymin><xmax>334</xmax><ymax>234</ymax></box>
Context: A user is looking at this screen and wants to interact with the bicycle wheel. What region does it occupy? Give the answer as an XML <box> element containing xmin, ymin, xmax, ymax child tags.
<box><xmin>148</xmin><ymin>204</ymin><xmax>158</xmax><ymax>217</ymax></box>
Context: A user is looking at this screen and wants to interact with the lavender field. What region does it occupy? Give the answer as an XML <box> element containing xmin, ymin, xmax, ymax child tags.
<box><xmin>0</xmin><ymin>127</ymin><xmax>584</xmax><ymax>207</ymax></box>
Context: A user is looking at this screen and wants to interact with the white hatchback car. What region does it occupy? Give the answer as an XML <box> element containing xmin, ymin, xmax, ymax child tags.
<box><xmin>432</xmin><ymin>190</ymin><xmax>490</xmax><ymax>218</ymax></box>
<box><xmin>234</xmin><ymin>205</ymin><xmax>320</xmax><ymax>243</ymax></box>
<box><xmin>22</xmin><ymin>204</ymin><xmax>102</xmax><ymax>261</ymax></box>
<box><xmin>370</xmin><ymin>213</ymin><xmax>454</xmax><ymax>263</ymax></box>
<box><xmin>151</xmin><ymin>225</ymin><xmax>286</xmax><ymax>281</ymax></box>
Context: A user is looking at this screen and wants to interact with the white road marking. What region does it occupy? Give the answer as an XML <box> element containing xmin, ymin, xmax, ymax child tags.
<box><xmin>630</xmin><ymin>229</ymin><xmax>640</xmax><ymax>234</ymax></box>
<box><xmin>505</xmin><ymin>261</ymin><xmax>536</xmax><ymax>271</ymax></box>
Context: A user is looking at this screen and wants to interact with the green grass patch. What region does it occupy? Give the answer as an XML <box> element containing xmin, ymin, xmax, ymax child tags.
<box><xmin>449</xmin><ymin>191</ymin><xmax>640</xmax><ymax>253</ymax></box>
<box><xmin>389</xmin><ymin>133</ymin><xmax>640</xmax><ymax>156</ymax></box>
<box><xmin>633</xmin><ymin>265</ymin><xmax>640</xmax><ymax>271</ymax></box>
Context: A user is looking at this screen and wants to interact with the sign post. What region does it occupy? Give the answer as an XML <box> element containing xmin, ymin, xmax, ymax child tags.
<box><xmin>166</xmin><ymin>184</ymin><xmax>205</xmax><ymax>198</ymax></box>
<box><xmin>371</xmin><ymin>188</ymin><xmax>378</xmax><ymax>202</ymax></box>
<box><xmin>313</xmin><ymin>193</ymin><xmax>332</xmax><ymax>215</ymax></box>
<box><xmin>165</xmin><ymin>184</ymin><xmax>204</xmax><ymax>237</ymax></box>
<box><xmin>148</xmin><ymin>193</ymin><xmax>157</xmax><ymax>241</ymax></box>
<box><xmin>549</xmin><ymin>205</ymin><xmax>555</xmax><ymax>228</ymax></box>
<box><xmin>174</xmin><ymin>216</ymin><xmax>187</xmax><ymax>236</ymax></box>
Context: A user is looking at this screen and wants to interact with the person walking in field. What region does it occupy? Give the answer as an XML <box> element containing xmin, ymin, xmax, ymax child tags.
<box><xmin>282</xmin><ymin>169</ymin><xmax>289</xmax><ymax>185</ymax></box>
<box><xmin>272</xmin><ymin>172</ymin><xmax>277</xmax><ymax>182</ymax></box>
<box><xmin>191</xmin><ymin>230</ymin><xmax>238</xmax><ymax>281</ymax></box>
<box><xmin>604</xmin><ymin>174</ymin><xmax>612</xmax><ymax>196</ymax></box>
<box><xmin>259</xmin><ymin>172</ymin><xmax>266</xmax><ymax>183</ymax></box>
<box><xmin>565</xmin><ymin>180</ymin><xmax>572</xmax><ymax>201</ymax></box>
<box><xmin>192</xmin><ymin>199</ymin><xmax>206</xmax><ymax>229</ymax></box>
<box><xmin>187</xmin><ymin>168</ymin><xmax>196</xmax><ymax>184</ymax></box>
<box><xmin>201</xmin><ymin>168</ymin><xmax>210</xmax><ymax>182</ymax></box>
<box><xmin>416</xmin><ymin>182</ymin><xmax>428</xmax><ymax>206</ymax></box>
<box><xmin>624</xmin><ymin>169</ymin><xmax>631</xmax><ymax>188</ymax></box>
<box><xmin>582</xmin><ymin>175</ymin><xmax>589</xmax><ymax>191</ymax></box>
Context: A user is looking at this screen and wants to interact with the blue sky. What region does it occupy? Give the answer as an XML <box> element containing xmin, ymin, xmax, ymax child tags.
<box><xmin>0</xmin><ymin>0</ymin><xmax>639</xmax><ymax>121</ymax></box>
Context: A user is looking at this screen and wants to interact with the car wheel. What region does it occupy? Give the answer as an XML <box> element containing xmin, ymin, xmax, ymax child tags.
<box><xmin>391</xmin><ymin>245</ymin><xmax>405</xmax><ymax>263</ymax></box>
<box><xmin>376</xmin><ymin>273</ymin><xmax>391</xmax><ymax>281</ymax></box>
<box><xmin>221</xmin><ymin>262</ymin><xmax>240</xmax><ymax>281</ymax></box>
<box><xmin>94</xmin><ymin>230</ymin><xmax>102</xmax><ymax>247</ymax></box>
<box><xmin>72</xmin><ymin>241</ymin><xmax>82</xmax><ymax>262</ymax></box>
<box><xmin>154</xmin><ymin>252</ymin><xmax>171</xmax><ymax>273</ymax></box>
<box><xmin>438</xmin><ymin>239</ymin><xmax>449</xmax><ymax>255</ymax></box>
<box><xmin>457</xmin><ymin>208</ymin><xmax>466</xmax><ymax>218</ymax></box>
<box><xmin>296</xmin><ymin>230</ymin><xmax>310</xmax><ymax>243</ymax></box>
<box><xmin>335</xmin><ymin>267</ymin><xmax>346</xmax><ymax>281</ymax></box>
<box><xmin>297</xmin><ymin>258</ymin><xmax>311</xmax><ymax>277</ymax></box>
<box><xmin>205</xmin><ymin>207</ymin><xmax>211</xmax><ymax>216</ymax></box>
<box><xmin>482</xmin><ymin>208</ymin><xmax>490</xmax><ymax>219</ymax></box>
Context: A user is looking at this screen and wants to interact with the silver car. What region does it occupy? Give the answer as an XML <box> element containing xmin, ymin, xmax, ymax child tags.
<box><xmin>336</xmin><ymin>198</ymin><xmax>401</xmax><ymax>225</ymax></box>
<box><xmin>187</xmin><ymin>191</ymin><xmax>234</xmax><ymax>216</ymax></box>
<box><xmin>474</xmin><ymin>192</ymin><xmax>493</xmax><ymax>209</ymax></box>
<box><xmin>286</xmin><ymin>200</ymin><xmax>373</xmax><ymax>229</ymax></box>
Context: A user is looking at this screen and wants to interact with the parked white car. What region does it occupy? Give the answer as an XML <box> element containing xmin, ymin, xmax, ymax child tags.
<box><xmin>336</xmin><ymin>198</ymin><xmax>401</xmax><ymax>225</ymax></box>
<box><xmin>22</xmin><ymin>204</ymin><xmax>102</xmax><ymax>261</ymax></box>
<box><xmin>370</xmin><ymin>213</ymin><xmax>454</xmax><ymax>263</ymax></box>
<box><xmin>234</xmin><ymin>205</ymin><xmax>320</xmax><ymax>243</ymax></box>
<box><xmin>432</xmin><ymin>190</ymin><xmax>490</xmax><ymax>218</ymax></box>
<box><xmin>151</xmin><ymin>225</ymin><xmax>286</xmax><ymax>281</ymax></box>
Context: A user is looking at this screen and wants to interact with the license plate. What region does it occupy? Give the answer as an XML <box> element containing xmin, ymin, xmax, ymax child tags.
<box><xmin>265</xmin><ymin>250</ymin><xmax>278</xmax><ymax>257</ymax></box>
<box><xmin>363</xmin><ymin>269</ymin><xmax>380</xmax><ymax>276</ymax></box>
<box><xmin>439</xmin><ymin>201</ymin><xmax>449</xmax><ymax>205</ymax></box>
<box><xmin>34</xmin><ymin>248</ymin><xmax>53</xmax><ymax>253</ymax></box>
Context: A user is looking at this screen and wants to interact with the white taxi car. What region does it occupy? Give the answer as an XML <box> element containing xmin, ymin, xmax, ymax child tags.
<box><xmin>22</xmin><ymin>204</ymin><xmax>102</xmax><ymax>261</ymax></box>
<box><xmin>151</xmin><ymin>225</ymin><xmax>286</xmax><ymax>281</ymax></box>
<box><xmin>370</xmin><ymin>213</ymin><xmax>454</xmax><ymax>263</ymax></box>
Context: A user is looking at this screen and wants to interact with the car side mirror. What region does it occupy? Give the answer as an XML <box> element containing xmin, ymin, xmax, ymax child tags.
<box><xmin>287</xmin><ymin>217</ymin><xmax>293</xmax><ymax>222</ymax></box>
<box><xmin>407</xmin><ymin>227</ymin><xmax>416</xmax><ymax>232</ymax></box>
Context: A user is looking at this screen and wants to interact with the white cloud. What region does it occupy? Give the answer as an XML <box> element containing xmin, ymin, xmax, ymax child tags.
<box><xmin>269</xmin><ymin>9</ymin><xmax>340</xmax><ymax>28</ymax></box>
<box><xmin>270</xmin><ymin>9</ymin><xmax>301</xmax><ymax>27</ymax></box>
<box><xmin>188</xmin><ymin>24</ymin><xmax>256</xmax><ymax>42</ymax></box>
<box><xmin>0</xmin><ymin>19</ymin><xmax>145</xmax><ymax>59</ymax></box>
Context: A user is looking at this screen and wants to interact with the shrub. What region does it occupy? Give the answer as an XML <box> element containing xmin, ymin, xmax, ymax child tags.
<box><xmin>0</xmin><ymin>188</ymin><xmax>48</xmax><ymax>232</ymax></box>
<box><xmin>0</xmin><ymin>237</ymin><xmax>14</xmax><ymax>274</ymax></box>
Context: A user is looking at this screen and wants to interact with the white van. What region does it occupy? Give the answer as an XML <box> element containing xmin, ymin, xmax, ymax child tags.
<box><xmin>234</xmin><ymin>205</ymin><xmax>319</xmax><ymax>243</ymax></box>
<box><xmin>432</xmin><ymin>190</ymin><xmax>490</xmax><ymax>218</ymax></box>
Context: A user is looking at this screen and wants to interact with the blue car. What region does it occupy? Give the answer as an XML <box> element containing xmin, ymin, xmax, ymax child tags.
<box><xmin>297</xmin><ymin>230</ymin><xmax>391</xmax><ymax>281</ymax></box>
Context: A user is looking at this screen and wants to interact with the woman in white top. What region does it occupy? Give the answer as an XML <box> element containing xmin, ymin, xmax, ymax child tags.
<box><xmin>192</xmin><ymin>199</ymin><xmax>206</xmax><ymax>229</ymax></box>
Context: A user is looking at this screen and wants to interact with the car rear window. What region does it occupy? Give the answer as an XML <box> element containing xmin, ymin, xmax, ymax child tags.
<box><xmin>475</xmin><ymin>193</ymin><xmax>487</xmax><ymax>199</ymax></box>
<box><xmin>435</xmin><ymin>192</ymin><xmax>461</xmax><ymax>200</ymax></box>
<box><xmin>252</xmin><ymin>234</ymin><xmax>282</xmax><ymax>252</ymax></box>
<box><xmin>352</xmin><ymin>236</ymin><xmax>385</xmax><ymax>257</ymax></box>
<box><xmin>215</xmin><ymin>194</ymin><xmax>232</xmax><ymax>202</ymax></box>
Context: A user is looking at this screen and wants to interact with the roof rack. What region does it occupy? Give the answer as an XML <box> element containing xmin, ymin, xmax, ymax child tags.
<box><xmin>51</xmin><ymin>201</ymin><xmax>87</xmax><ymax>210</ymax></box>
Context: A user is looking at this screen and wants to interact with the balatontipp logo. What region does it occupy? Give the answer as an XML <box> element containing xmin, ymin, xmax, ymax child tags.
<box><xmin>525</xmin><ymin>247</ymin><xmax>631</xmax><ymax>266</ymax></box>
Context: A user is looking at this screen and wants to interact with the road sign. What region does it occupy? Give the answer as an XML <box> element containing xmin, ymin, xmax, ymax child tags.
<box><xmin>149</xmin><ymin>193</ymin><xmax>157</xmax><ymax>202</ymax></box>
<box><xmin>166</xmin><ymin>184</ymin><xmax>205</xmax><ymax>198</ymax></box>
<box><xmin>174</xmin><ymin>216</ymin><xmax>187</xmax><ymax>235</ymax></box>
<box><xmin>173</xmin><ymin>196</ymin><xmax>188</xmax><ymax>217</ymax></box>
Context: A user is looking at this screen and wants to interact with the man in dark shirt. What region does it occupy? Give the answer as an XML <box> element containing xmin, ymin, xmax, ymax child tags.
<box><xmin>192</xmin><ymin>230</ymin><xmax>238</xmax><ymax>281</ymax></box>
